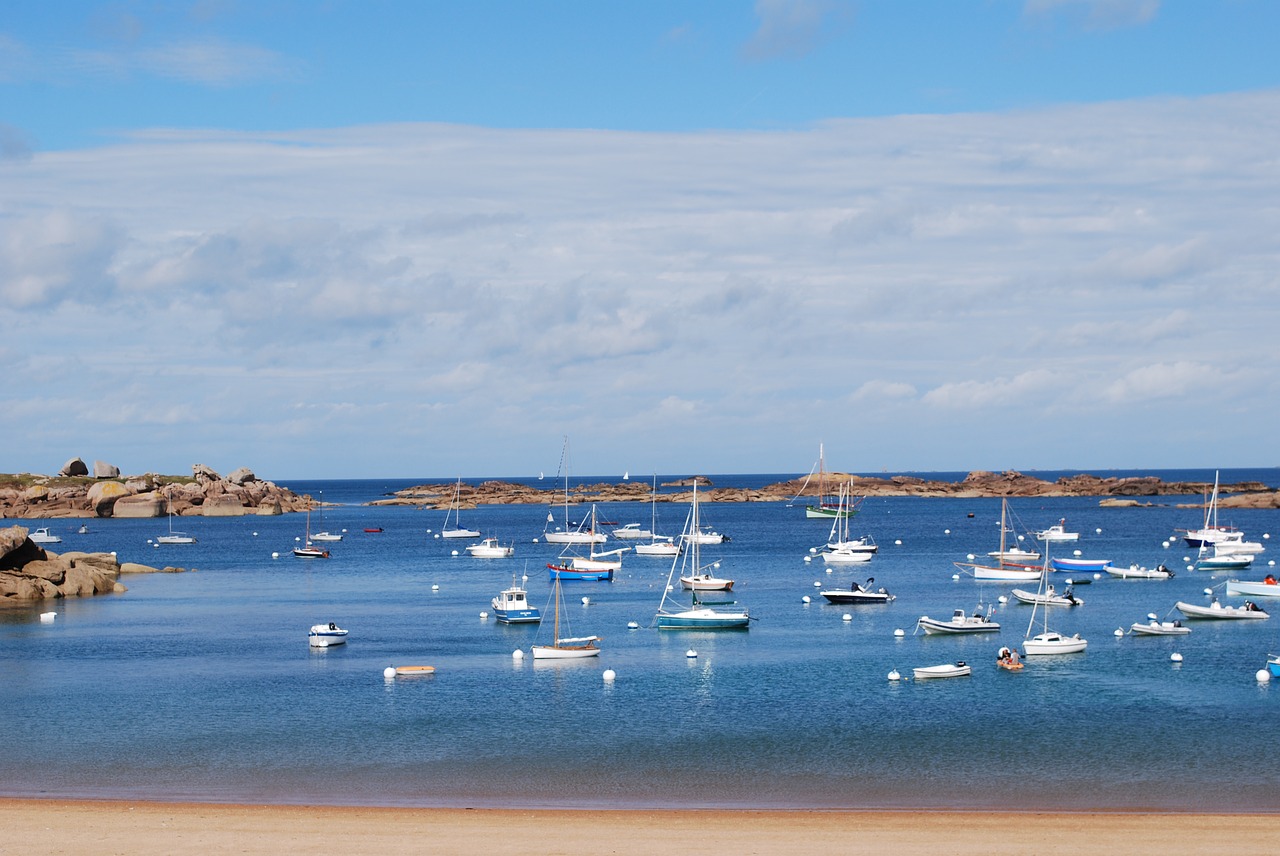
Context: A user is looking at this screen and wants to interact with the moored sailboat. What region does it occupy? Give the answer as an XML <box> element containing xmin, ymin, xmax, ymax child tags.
<box><xmin>656</xmin><ymin>484</ymin><xmax>749</xmax><ymax>630</ymax></box>
<box><xmin>531</xmin><ymin>575</ymin><xmax>600</xmax><ymax>659</ymax></box>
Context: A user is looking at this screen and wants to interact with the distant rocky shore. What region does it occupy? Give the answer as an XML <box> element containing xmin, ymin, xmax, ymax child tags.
<box><xmin>0</xmin><ymin>524</ymin><xmax>187</xmax><ymax>602</ymax></box>
<box><xmin>379</xmin><ymin>470</ymin><xmax>1280</xmax><ymax>509</ymax></box>
<box><xmin>0</xmin><ymin>460</ymin><xmax>311</xmax><ymax>519</ymax></box>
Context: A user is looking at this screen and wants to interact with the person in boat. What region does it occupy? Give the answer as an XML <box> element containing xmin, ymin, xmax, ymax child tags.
<box><xmin>1265</xmin><ymin>575</ymin><xmax>1277</xmax><ymax>585</ymax></box>
<box><xmin>1064</xmin><ymin>586</ymin><xmax>1079</xmax><ymax>605</ymax></box>
<box><xmin>1245</xmin><ymin>601</ymin><xmax>1260</xmax><ymax>612</ymax></box>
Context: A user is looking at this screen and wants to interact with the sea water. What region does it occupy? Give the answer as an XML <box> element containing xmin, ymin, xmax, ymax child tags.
<box><xmin>1</xmin><ymin>468</ymin><xmax>1278</xmax><ymax>810</ymax></box>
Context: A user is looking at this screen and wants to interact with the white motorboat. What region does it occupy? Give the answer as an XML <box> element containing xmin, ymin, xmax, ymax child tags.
<box><xmin>1212</xmin><ymin>531</ymin><xmax>1266</xmax><ymax>555</ymax></box>
<box><xmin>28</xmin><ymin>527</ymin><xmax>62</xmax><ymax>544</ymax></box>
<box><xmin>1036</xmin><ymin>519</ymin><xmax>1080</xmax><ymax>542</ymax></box>
<box><xmin>1175</xmin><ymin>600</ymin><xmax>1269</xmax><ymax>620</ymax></box>
<box><xmin>310</xmin><ymin>531</ymin><xmax>343</xmax><ymax>542</ymax></box>
<box><xmin>913</xmin><ymin>662</ymin><xmax>972</xmax><ymax>680</ymax></box>
<box><xmin>1011</xmin><ymin>585</ymin><xmax>1082</xmax><ymax>607</ymax></box>
<box><xmin>1225</xmin><ymin>578</ymin><xmax>1280</xmax><ymax>598</ymax></box>
<box><xmin>611</xmin><ymin>523</ymin><xmax>652</xmax><ymax>540</ymax></box>
<box><xmin>916</xmin><ymin>607</ymin><xmax>1000</xmax><ymax>635</ymax></box>
<box><xmin>1105</xmin><ymin>563</ymin><xmax>1174</xmax><ymax>580</ymax></box>
<box><xmin>683</xmin><ymin>528</ymin><xmax>727</xmax><ymax>545</ymax></box>
<box><xmin>680</xmin><ymin>572</ymin><xmax>734</xmax><ymax>592</ymax></box>
<box><xmin>491</xmin><ymin>580</ymin><xmax>540</xmax><ymax>624</ymax></box>
<box><xmin>441</xmin><ymin>478</ymin><xmax>481</xmax><ymax>539</ymax></box>
<box><xmin>820</xmin><ymin>578</ymin><xmax>894</xmax><ymax>605</ymax></box>
<box><xmin>308</xmin><ymin>622</ymin><xmax>348</xmax><ymax>647</ymax></box>
<box><xmin>1129</xmin><ymin>613</ymin><xmax>1191</xmax><ymax>636</ymax></box>
<box><xmin>466</xmin><ymin>537</ymin><xmax>515</xmax><ymax>558</ymax></box>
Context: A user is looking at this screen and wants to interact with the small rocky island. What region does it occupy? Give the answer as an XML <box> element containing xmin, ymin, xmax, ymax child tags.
<box><xmin>0</xmin><ymin>524</ymin><xmax>186</xmax><ymax>602</ymax></box>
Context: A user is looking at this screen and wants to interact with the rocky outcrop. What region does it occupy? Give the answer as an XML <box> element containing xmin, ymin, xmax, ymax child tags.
<box><xmin>93</xmin><ymin>460</ymin><xmax>120</xmax><ymax>479</ymax></box>
<box><xmin>0</xmin><ymin>526</ymin><xmax>187</xmax><ymax>602</ymax></box>
<box><xmin>0</xmin><ymin>464</ymin><xmax>310</xmax><ymax>519</ymax></box>
<box><xmin>59</xmin><ymin>458</ymin><xmax>88</xmax><ymax>477</ymax></box>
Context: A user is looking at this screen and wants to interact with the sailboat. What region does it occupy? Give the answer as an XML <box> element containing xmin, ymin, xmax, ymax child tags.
<box><xmin>310</xmin><ymin>491</ymin><xmax>342</xmax><ymax>542</ymax></box>
<box><xmin>543</xmin><ymin>438</ymin><xmax>607</xmax><ymax>545</ymax></box>
<box><xmin>293</xmin><ymin>500</ymin><xmax>330</xmax><ymax>558</ymax></box>
<box><xmin>656</xmin><ymin>484</ymin><xmax>749</xmax><ymax>629</ymax></box>
<box><xmin>1178</xmin><ymin>471</ymin><xmax>1237</xmax><ymax>548</ymax></box>
<box><xmin>793</xmin><ymin>443</ymin><xmax>860</xmax><ymax>519</ymax></box>
<box><xmin>1022</xmin><ymin>552</ymin><xmax>1087</xmax><ymax>655</ymax></box>
<box><xmin>548</xmin><ymin>505</ymin><xmax>628</xmax><ymax>580</ymax></box>
<box><xmin>531</xmin><ymin>574</ymin><xmax>601</xmax><ymax>659</ymax></box>
<box><xmin>635</xmin><ymin>474</ymin><xmax>680</xmax><ymax>557</ymax></box>
<box><xmin>955</xmin><ymin>498</ymin><xmax>1042</xmax><ymax>581</ymax></box>
<box><xmin>820</xmin><ymin>483</ymin><xmax>873</xmax><ymax>565</ymax></box>
<box><xmin>441</xmin><ymin>478</ymin><xmax>481</xmax><ymax>539</ymax></box>
<box><xmin>155</xmin><ymin>497</ymin><xmax>197</xmax><ymax>545</ymax></box>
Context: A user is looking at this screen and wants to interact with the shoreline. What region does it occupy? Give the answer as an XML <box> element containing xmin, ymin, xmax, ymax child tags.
<box><xmin>4</xmin><ymin>799</ymin><xmax>1277</xmax><ymax>855</ymax></box>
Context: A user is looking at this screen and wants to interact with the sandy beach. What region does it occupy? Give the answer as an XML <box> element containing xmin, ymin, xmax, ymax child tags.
<box><xmin>2</xmin><ymin>799</ymin><xmax>1275</xmax><ymax>855</ymax></box>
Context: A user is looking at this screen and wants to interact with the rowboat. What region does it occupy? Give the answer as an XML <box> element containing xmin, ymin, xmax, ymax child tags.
<box><xmin>388</xmin><ymin>665</ymin><xmax>436</xmax><ymax>676</ymax></box>
<box><xmin>913</xmin><ymin>662</ymin><xmax>971</xmax><ymax>680</ymax></box>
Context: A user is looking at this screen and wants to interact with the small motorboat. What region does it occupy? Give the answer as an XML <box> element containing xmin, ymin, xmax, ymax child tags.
<box><xmin>363</xmin><ymin>527</ymin><xmax>383</xmax><ymax>533</ymax></box>
<box><xmin>916</xmin><ymin>607</ymin><xmax>1000</xmax><ymax>635</ymax></box>
<box><xmin>913</xmin><ymin>662</ymin><xmax>972</xmax><ymax>680</ymax></box>
<box><xmin>1011</xmin><ymin>585</ymin><xmax>1083</xmax><ymax>607</ymax></box>
<box><xmin>1267</xmin><ymin>655</ymin><xmax>1280</xmax><ymax>679</ymax></box>
<box><xmin>1175</xmin><ymin>600</ymin><xmax>1269</xmax><ymax>620</ymax></box>
<box><xmin>310</xmin><ymin>531</ymin><xmax>343</xmax><ymax>542</ymax></box>
<box><xmin>466</xmin><ymin>537</ymin><xmax>515</xmax><ymax>558</ymax></box>
<box><xmin>1129</xmin><ymin>614</ymin><xmax>1191</xmax><ymax>636</ymax></box>
<box><xmin>611</xmin><ymin>523</ymin><xmax>652</xmax><ymax>540</ymax></box>
<box><xmin>308</xmin><ymin>622</ymin><xmax>348</xmax><ymax>647</ymax></box>
<box><xmin>491</xmin><ymin>581</ymin><xmax>541</xmax><ymax>624</ymax></box>
<box><xmin>1105</xmin><ymin>563</ymin><xmax>1174</xmax><ymax>580</ymax></box>
<box><xmin>1225</xmin><ymin>577</ymin><xmax>1280</xmax><ymax>598</ymax></box>
<box><xmin>1036</xmin><ymin>519</ymin><xmax>1079</xmax><ymax>542</ymax></box>
<box><xmin>820</xmin><ymin>578</ymin><xmax>895</xmax><ymax>605</ymax></box>
<box><xmin>77</xmin><ymin>524</ymin><xmax>89</xmax><ymax>535</ymax></box>
<box><xmin>28</xmin><ymin>527</ymin><xmax>62</xmax><ymax>545</ymax></box>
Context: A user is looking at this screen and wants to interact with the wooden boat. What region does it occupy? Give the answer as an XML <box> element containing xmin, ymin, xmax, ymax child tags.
<box><xmin>916</xmin><ymin>607</ymin><xmax>1000</xmax><ymax>635</ymax></box>
<box><xmin>1176</xmin><ymin>600</ymin><xmax>1269</xmax><ymax>620</ymax></box>
<box><xmin>913</xmin><ymin>662</ymin><xmax>971</xmax><ymax>680</ymax></box>
<box><xmin>531</xmin><ymin>575</ymin><xmax>601</xmax><ymax>659</ymax></box>
<box><xmin>820</xmin><ymin>578</ymin><xmax>894</xmax><ymax>605</ymax></box>
<box><xmin>1050</xmin><ymin>557</ymin><xmax>1110</xmax><ymax>572</ymax></box>
<box><xmin>390</xmin><ymin>665</ymin><xmax>436</xmax><ymax>676</ymax></box>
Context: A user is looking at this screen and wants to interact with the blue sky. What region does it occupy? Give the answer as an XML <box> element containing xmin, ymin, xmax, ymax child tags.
<box><xmin>2</xmin><ymin>1</ymin><xmax>1278</xmax><ymax>479</ymax></box>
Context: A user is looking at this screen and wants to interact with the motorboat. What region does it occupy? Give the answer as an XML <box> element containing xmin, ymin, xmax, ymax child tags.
<box><xmin>310</xmin><ymin>531</ymin><xmax>343</xmax><ymax>542</ymax></box>
<box><xmin>1175</xmin><ymin>600</ymin><xmax>1269</xmax><ymax>620</ymax></box>
<box><xmin>491</xmin><ymin>581</ymin><xmax>541</xmax><ymax>624</ymax></box>
<box><xmin>1036</xmin><ymin>519</ymin><xmax>1080</xmax><ymax>542</ymax></box>
<box><xmin>1225</xmin><ymin>577</ymin><xmax>1280</xmax><ymax>598</ymax></box>
<box><xmin>465</xmin><ymin>537</ymin><xmax>515</xmax><ymax>558</ymax></box>
<box><xmin>1267</xmin><ymin>655</ymin><xmax>1280</xmax><ymax>679</ymax></box>
<box><xmin>913</xmin><ymin>662</ymin><xmax>971</xmax><ymax>680</ymax></box>
<box><xmin>1050</xmin><ymin>557</ymin><xmax>1111</xmax><ymax>572</ymax></box>
<box><xmin>28</xmin><ymin>527</ymin><xmax>61</xmax><ymax>544</ymax></box>
<box><xmin>1105</xmin><ymin>563</ymin><xmax>1174</xmax><ymax>580</ymax></box>
<box><xmin>683</xmin><ymin>528</ymin><xmax>728</xmax><ymax>545</ymax></box>
<box><xmin>987</xmin><ymin>546</ymin><xmax>1041</xmax><ymax>563</ymax></box>
<box><xmin>820</xmin><ymin>578</ymin><xmax>894</xmax><ymax>605</ymax></box>
<box><xmin>1011</xmin><ymin>585</ymin><xmax>1082</xmax><ymax>607</ymax></box>
<box><xmin>1212</xmin><ymin>532</ymin><xmax>1266</xmax><ymax>555</ymax></box>
<box><xmin>308</xmin><ymin>622</ymin><xmax>348</xmax><ymax>647</ymax></box>
<box><xmin>611</xmin><ymin>523</ymin><xmax>652</xmax><ymax>540</ymax></box>
<box><xmin>1129</xmin><ymin>614</ymin><xmax>1191</xmax><ymax>636</ymax></box>
<box><xmin>916</xmin><ymin>607</ymin><xmax>1000</xmax><ymax>635</ymax></box>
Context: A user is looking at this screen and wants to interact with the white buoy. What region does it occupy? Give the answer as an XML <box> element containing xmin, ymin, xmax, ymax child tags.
<box><xmin>451</xmin><ymin>550</ymin><xmax>458</xmax><ymax>556</ymax></box>
<box><xmin>944</xmin><ymin>529</ymin><xmax>950</xmax><ymax>535</ymax></box>
<box><xmin>888</xmin><ymin>669</ymin><xmax>901</xmax><ymax>681</ymax></box>
<box><xmin>1265</xmin><ymin>533</ymin><xmax>1271</xmax><ymax>540</ymax></box>
<box><xmin>1096</xmin><ymin>528</ymin><xmax>1102</xmax><ymax>534</ymax></box>
<box><xmin>271</xmin><ymin>552</ymin><xmax>279</xmax><ymax>559</ymax></box>
<box><xmin>1093</xmin><ymin>573</ymin><xmax>1101</xmax><ymax>579</ymax></box>
<box><xmin>1183</xmin><ymin>556</ymin><xmax>1191</xmax><ymax>563</ymax></box>
<box><xmin>39</xmin><ymin>611</ymin><xmax>56</xmax><ymax>623</ymax></box>
<box><xmin>802</xmin><ymin>595</ymin><xmax>811</xmax><ymax>604</ymax></box>
<box><xmin>1073</xmin><ymin>549</ymin><xmax>1082</xmax><ymax>556</ymax></box>
<box><xmin>1162</xmin><ymin>541</ymin><xmax>1170</xmax><ymax>548</ymax></box>
<box><xmin>153</xmin><ymin>543</ymin><xmax>159</xmax><ymax>548</ymax></box>
<box><xmin>1114</xmin><ymin>628</ymin><xmax>1124</xmax><ymax>637</ymax></box>
<box><xmin>433</xmin><ymin>533</ymin><xmax>439</xmax><ymax>539</ymax></box>
<box><xmin>383</xmin><ymin>666</ymin><xmax>397</xmax><ymax>678</ymax></box>
<box><xmin>295</xmin><ymin>536</ymin><xmax>301</xmax><ymax>542</ymax></box>
<box><xmin>603</xmin><ymin>669</ymin><xmax>616</xmax><ymax>682</ymax></box>
<box><xmin>479</xmin><ymin>611</ymin><xmax>488</xmax><ymax>619</ymax></box>
<box><xmin>966</xmin><ymin>553</ymin><xmax>975</xmax><ymax>561</ymax></box>
<box><xmin>1270</xmin><ymin>560</ymin><xmax>1276</xmax><ymax>567</ymax></box>
<box><xmin>826</xmin><ymin>568</ymin><xmax>833</xmax><ymax>575</ymax></box>
<box><xmin>813</xmin><ymin>581</ymin><xmax>822</xmax><ymax>587</ymax></box>
<box><xmin>998</xmin><ymin>595</ymin><xmax>1008</xmax><ymax>604</ymax></box>
<box><xmin>842</xmin><ymin>613</ymin><xmax>852</xmax><ymax>622</ymax></box>
<box><xmin>803</xmin><ymin>555</ymin><xmax>812</xmax><ymax>563</ymax></box>
<box><xmin>686</xmin><ymin>649</ymin><xmax>697</xmax><ymax>659</ymax></box>
<box><xmin>1017</xmin><ymin>534</ymin><xmax>1024</xmax><ymax>542</ymax></box>
<box><xmin>521</xmin><ymin>574</ymin><xmax>529</xmax><ymax>582</ymax></box>
<box><xmin>431</xmin><ymin>584</ymin><xmax>440</xmax><ymax>591</ymax></box>
<box><xmin>1171</xmin><ymin>652</ymin><xmax>1183</xmax><ymax>663</ymax></box>
<box><xmin>532</xmin><ymin>537</ymin><xmax>539</xmax><ymax>543</ymax></box>
<box><xmin>581</xmin><ymin>596</ymin><xmax>590</xmax><ymax>606</ymax></box>
<box><xmin>512</xmin><ymin>649</ymin><xmax>524</xmax><ymax>661</ymax></box>
<box><xmin>1204</xmin><ymin>588</ymin><xmax>1213</xmax><ymax>596</ymax></box>
<box><xmin>1256</xmin><ymin>669</ymin><xmax>1272</xmax><ymax>682</ymax></box>
<box><xmin>894</xmin><ymin>539</ymin><xmax>902</xmax><ymax>545</ymax></box>
<box><xmin>627</xmin><ymin>621</ymin><xmax>639</xmax><ymax>629</ymax></box>
<box><xmin>809</xmin><ymin>547</ymin><xmax>818</xmax><ymax>554</ymax></box>
<box><xmin>342</xmin><ymin>528</ymin><xmax>348</xmax><ymax>533</ymax></box>
<box><xmin>713</xmin><ymin>562</ymin><xmax>721</xmax><ymax>569</ymax></box>
<box><xmin>252</xmin><ymin>532</ymin><xmax>258</xmax><ymax>537</ymax></box>
<box><xmin>894</xmin><ymin>628</ymin><xmax>905</xmax><ymax>638</ymax></box>
<box><xmin>952</xmin><ymin>574</ymin><xmax>960</xmax><ymax>581</ymax></box>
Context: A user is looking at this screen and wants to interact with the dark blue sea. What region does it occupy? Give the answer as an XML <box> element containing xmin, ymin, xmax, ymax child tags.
<box><xmin>2</xmin><ymin>468</ymin><xmax>1279</xmax><ymax>810</ymax></box>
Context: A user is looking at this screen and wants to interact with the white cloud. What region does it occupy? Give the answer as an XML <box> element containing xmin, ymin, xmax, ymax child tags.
<box><xmin>1024</xmin><ymin>0</ymin><xmax>1160</xmax><ymax>30</ymax></box>
<box><xmin>741</xmin><ymin>0</ymin><xmax>852</xmax><ymax>62</ymax></box>
<box><xmin>851</xmin><ymin>380</ymin><xmax>917</xmax><ymax>402</ymax></box>
<box><xmin>1101</xmin><ymin>361</ymin><xmax>1233</xmax><ymax>403</ymax></box>
<box><xmin>922</xmin><ymin>371</ymin><xmax>1057</xmax><ymax>409</ymax></box>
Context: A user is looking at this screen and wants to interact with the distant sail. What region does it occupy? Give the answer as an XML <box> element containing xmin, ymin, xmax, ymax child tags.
<box><xmin>623</xmin><ymin>471</ymin><xmax>629</xmax><ymax>480</ymax></box>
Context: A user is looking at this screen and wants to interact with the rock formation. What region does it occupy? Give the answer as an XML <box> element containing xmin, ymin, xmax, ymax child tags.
<box><xmin>59</xmin><ymin>458</ymin><xmax>88</xmax><ymax>477</ymax></box>
<box><xmin>0</xmin><ymin>525</ymin><xmax>186</xmax><ymax>602</ymax></box>
<box><xmin>93</xmin><ymin>460</ymin><xmax>120</xmax><ymax>479</ymax></box>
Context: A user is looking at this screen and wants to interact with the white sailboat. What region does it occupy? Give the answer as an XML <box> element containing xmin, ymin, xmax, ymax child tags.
<box><xmin>793</xmin><ymin>442</ymin><xmax>861</xmax><ymax>519</ymax></box>
<box><xmin>656</xmin><ymin>484</ymin><xmax>748</xmax><ymax>629</ymax></box>
<box><xmin>821</xmin><ymin>482</ymin><xmax>873</xmax><ymax>565</ymax></box>
<box><xmin>155</xmin><ymin>497</ymin><xmax>197</xmax><ymax>545</ymax></box>
<box><xmin>543</xmin><ymin>438</ymin><xmax>607</xmax><ymax>545</ymax></box>
<box><xmin>309</xmin><ymin>490</ymin><xmax>343</xmax><ymax>542</ymax></box>
<box><xmin>441</xmin><ymin>478</ymin><xmax>481</xmax><ymax>539</ymax></box>
<box><xmin>1022</xmin><ymin>553</ymin><xmax>1087</xmax><ymax>655</ymax></box>
<box><xmin>293</xmin><ymin>500</ymin><xmax>330</xmax><ymax>559</ymax></box>
<box><xmin>635</xmin><ymin>476</ymin><xmax>680</xmax><ymax>557</ymax></box>
<box><xmin>531</xmin><ymin>574</ymin><xmax>601</xmax><ymax>659</ymax></box>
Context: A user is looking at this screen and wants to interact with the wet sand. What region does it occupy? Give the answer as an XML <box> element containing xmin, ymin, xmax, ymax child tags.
<box><xmin>2</xmin><ymin>799</ymin><xmax>1276</xmax><ymax>855</ymax></box>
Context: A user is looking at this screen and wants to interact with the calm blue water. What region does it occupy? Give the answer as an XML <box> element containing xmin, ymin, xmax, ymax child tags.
<box><xmin>2</xmin><ymin>468</ymin><xmax>1279</xmax><ymax>810</ymax></box>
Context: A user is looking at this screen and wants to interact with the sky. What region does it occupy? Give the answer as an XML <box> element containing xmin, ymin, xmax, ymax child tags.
<box><xmin>2</xmin><ymin>1</ymin><xmax>1278</xmax><ymax>480</ymax></box>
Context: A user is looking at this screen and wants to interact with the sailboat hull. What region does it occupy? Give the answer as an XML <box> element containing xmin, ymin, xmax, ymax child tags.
<box><xmin>656</xmin><ymin>609</ymin><xmax>750</xmax><ymax>630</ymax></box>
<box><xmin>1023</xmin><ymin>632</ymin><xmax>1087</xmax><ymax>655</ymax></box>
<box><xmin>531</xmin><ymin>644</ymin><xmax>600</xmax><ymax>659</ymax></box>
